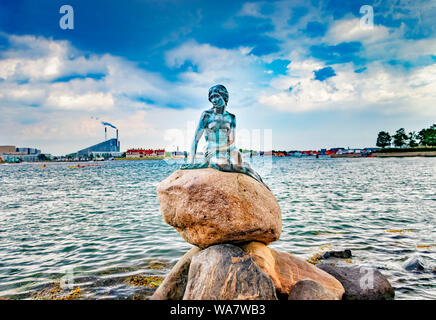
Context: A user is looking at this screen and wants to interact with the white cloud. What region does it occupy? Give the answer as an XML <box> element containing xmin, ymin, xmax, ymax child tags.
<box><xmin>164</xmin><ymin>40</ymin><xmax>268</xmax><ymax>110</ymax></box>
<box><xmin>45</xmin><ymin>92</ymin><xmax>114</xmax><ymax>111</ymax></box>
<box><xmin>1</xmin><ymin>23</ymin><xmax>436</xmax><ymax>154</ymax></box>
<box><xmin>0</xmin><ymin>35</ymin><xmax>270</xmax><ymax>154</ymax></box>
<box><xmin>259</xmin><ymin>59</ymin><xmax>436</xmax><ymax>115</ymax></box>
<box><xmin>237</xmin><ymin>2</ymin><xmax>266</xmax><ymax>18</ymax></box>
<box><xmin>325</xmin><ymin>18</ymin><xmax>392</xmax><ymax>45</ymax></box>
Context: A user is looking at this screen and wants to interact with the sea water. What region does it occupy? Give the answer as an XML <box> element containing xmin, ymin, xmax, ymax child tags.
<box><xmin>0</xmin><ymin>157</ymin><xmax>435</xmax><ymax>299</ymax></box>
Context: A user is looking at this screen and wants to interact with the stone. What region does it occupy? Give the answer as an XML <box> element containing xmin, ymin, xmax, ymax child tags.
<box><xmin>322</xmin><ymin>249</ymin><xmax>352</xmax><ymax>259</ymax></box>
<box><xmin>403</xmin><ymin>256</ymin><xmax>426</xmax><ymax>272</ymax></box>
<box><xmin>317</xmin><ymin>264</ymin><xmax>395</xmax><ymax>300</ymax></box>
<box><xmin>241</xmin><ymin>242</ymin><xmax>344</xmax><ymax>300</ymax></box>
<box><xmin>157</xmin><ymin>168</ymin><xmax>282</xmax><ymax>248</ymax></box>
<box><xmin>288</xmin><ymin>279</ymin><xmax>338</xmax><ymax>300</ymax></box>
<box><xmin>183</xmin><ymin>244</ymin><xmax>277</xmax><ymax>300</ymax></box>
<box><xmin>150</xmin><ymin>246</ymin><xmax>200</xmax><ymax>300</ymax></box>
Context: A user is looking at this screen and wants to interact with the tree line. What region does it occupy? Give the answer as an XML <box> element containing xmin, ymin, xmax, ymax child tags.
<box><xmin>376</xmin><ymin>124</ymin><xmax>436</xmax><ymax>148</ymax></box>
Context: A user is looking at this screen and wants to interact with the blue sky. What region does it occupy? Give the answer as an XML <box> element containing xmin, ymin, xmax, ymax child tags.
<box><xmin>0</xmin><ymin>0</ymin><xmax>435</xmax><ymax>155</ymax></box>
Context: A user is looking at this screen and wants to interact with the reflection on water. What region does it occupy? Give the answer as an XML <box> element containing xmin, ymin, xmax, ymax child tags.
<box><xmin>0</xmin><ymin>157</ymin><xmax>435</xmax><ymax>299</ymax></box>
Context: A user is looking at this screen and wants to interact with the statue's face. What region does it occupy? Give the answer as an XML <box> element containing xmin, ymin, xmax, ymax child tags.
<box><xmin>210</xmin><ymin>91</ymin><xmax>226</xmax><ymax>111</ymax></box>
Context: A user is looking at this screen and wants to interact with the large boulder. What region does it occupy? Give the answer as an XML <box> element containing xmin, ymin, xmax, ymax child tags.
<box><xmin>241</xmin><ymin>242</ymin><xmax>344</xmax><ymax>300</ymax></box>
<box><xmin>157</xmin><ymin>168</ymin><xmax>282</xmax><ymax>248</ymax></box>
<box><xmin>288</xmin><ymin>279</ymin><xmax>338</xmax><ymax>300</ymax></box>
<box><xmin>150</xmin><ymin>246</ymin><xmax>200</xmax><ymax>300</ymax></box>
<box><xmin>183</xmin><ymin>244</ymin><xmax>277</xmax><ymax>300</ymax></box>
<box><xmin>317</xmin><ymin>264</ymin><xmax>395</xmax><ymax>300</ymax></box>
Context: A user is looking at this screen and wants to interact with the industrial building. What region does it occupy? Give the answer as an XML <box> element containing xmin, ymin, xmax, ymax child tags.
<box><xmin>0</xmin><ymin>145</ymin><xmax>51</xmax><ymax>162</ymax></box>
<box><xmin>77</xmin><ymin>138</ymin><xmax>120</xmax><ymax>156</ymax></box>
<box><xmin>75</xmin><ymin>121</ymin><xmax>121</xmax><ymax>158</ymax></box>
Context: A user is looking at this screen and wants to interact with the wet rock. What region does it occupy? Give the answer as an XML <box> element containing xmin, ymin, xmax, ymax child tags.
<box><xmin>317</xmin><ymin>264</ymin><xmax>395</xmax><ymax>300</ymax></box>
<box><xmin>157</xmin><ymin>168</ymin><xmax>282</xmax><ymax>248</ymax></box>
<box><xmin>150</xmin><ymin>246</ymin><xmax>200</xmax><ymax>300</ymax></box>
<box><xmin>288</xmin><ymin>279</ymin><xmax>337</xmax><ymax>300</ymax></box>
<box><xmin>403</xmin><ymin>256</ymin><xmax>426</xmax><ymax>272</ymax></box>
<box><xmin>322</xmin><ymin>249</ymin><xmax>352</xmax><ymax>259</ymax></box>
<box><xmin>183</xmin><ymin>244</ymin><xmax>277</xmax><ymax>300</ymax></box>
<box><xmin>241</xmin><ymin>242</ymin><xmax>344</xmax><ymax>300</ymax></box>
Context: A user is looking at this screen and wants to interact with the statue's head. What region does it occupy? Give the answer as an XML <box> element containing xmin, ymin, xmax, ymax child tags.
<box><xmin>208</xmin><ymin>85</ymin><xmax>229</xmax><ymax>111</ymax></box>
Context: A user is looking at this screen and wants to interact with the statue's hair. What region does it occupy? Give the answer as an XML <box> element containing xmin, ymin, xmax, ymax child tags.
<box><xmin>208</xmin><ymin>84</ymin><xmax>229</xmax><ymax>105</ymax></box>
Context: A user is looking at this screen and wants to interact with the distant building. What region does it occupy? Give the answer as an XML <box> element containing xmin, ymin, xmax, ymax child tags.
<box><xmin>77</xmin><ymin>138</ymin><xmax>120</xmax><ymax>157</ymax></box>
<box><xmin>301</xmin><ymin>150</ymin><xmax>318</xmax><ymax>156</ymax></box>
<box><xmin>328</xmin><ymin>147</ymin><xmax>345</xmax><ymax>154</ymax></box>
<box><xmin>319</xmin><ymin>149</ymin><xmax>327</xmax><ymax>155</ymax></box>
<box><xmin>89</xmin><ymin>151</ymin><xmax>122</xmax><ymax>159</ymax></box>
<box><xmin>0</xmin><ymin>146</ymin><xmax>16</xmax><ymax>154</ymax></box>
<box><xmin>170</xmin><ymin>151</ymin><xmax>187</xmax><ymax>158</ymax></box>
<box><xmin>0</xmin><ymin>145</ymin><xmax>48</xmax><ymax>162</ymax></box>
<box><xmin>363</xmin><ymin>147</ymin><xmax>380</xmax><ymax>153</ymax></box>
<box><xmin>16</xmin><ymin>147</ymin><xmax>41</xmax><ymax>155</ymax></box>
<box><xmin>126</xmin><ymin>149</ymin><xmax>165</xmax><ymax>158</ymax></box>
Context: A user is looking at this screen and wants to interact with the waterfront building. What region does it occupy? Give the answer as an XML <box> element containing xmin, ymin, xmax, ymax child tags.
<box><xmin>329</xmin><ymin>147</ymin><xmax>345</xmax><ymax>154</ymax></box>
<box><xmin>77</xmin><ymin>138</ymin><xmax>120</xmax><ymax>157</ymax></box>
<box><xmin>363</xmin><ymin>147</ymin><xmax>380</xmax><ymax>153</ymax></box>
<box><xmin>126</xmin><ymin>149</ymin><xmax>165</xmax><ymax>158</ymax></box>
<box><xmin>301</xmin><ymin>150</ymin><xmax>318</xmax><ymax>156</ymax></box>
<box><xmin>0</xmin><ymin>145</ymin><xmax>50</xmax><ymax>162</ymax></box>
<box><xmin>0</xmin><ymin>146</ymin><xmax>16</xmax><ymax>154</ymax></box>
<box><xmin>1</xmin><ymin>153</ymin><xmax>52</xmax><ymax>162</ymax></box>
<box><xmin>16</xmin><ymin>147</ymin><xmax>41</xmax><ymax>155</ymax></box>
<box><xmin>170</xmin><ymin>151</ymin><xmax>187</xmax><ymax>158</ymax></box>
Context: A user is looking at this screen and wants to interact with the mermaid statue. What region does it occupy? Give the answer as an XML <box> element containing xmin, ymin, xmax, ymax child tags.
<box><xmin>180</xmin><ymin>84</ymin><xmax>269</xmax><ymax>190</ymax></box>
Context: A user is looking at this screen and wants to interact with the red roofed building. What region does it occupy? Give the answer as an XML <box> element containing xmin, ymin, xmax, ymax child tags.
<box><xmin>126</xmin><ymin>149</ymin><xmax>165</xmax><ymax>158</ymax></box>
<box><xmin>301</xmin><ymin>150</ymin><xmax>318</xmax><ymax>156</ymax></box>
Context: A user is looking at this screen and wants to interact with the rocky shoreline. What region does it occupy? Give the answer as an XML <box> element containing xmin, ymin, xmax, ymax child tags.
<box><xmin>153</xmin><ymin>168</ymin><xmax>395</xmax><ymax>300</ymax></box>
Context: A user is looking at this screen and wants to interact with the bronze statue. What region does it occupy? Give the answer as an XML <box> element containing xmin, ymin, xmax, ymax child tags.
<box><xmin>181</xmin><ymin>85</ymin><xmax>269</xmax><ymax>189</ymax></box>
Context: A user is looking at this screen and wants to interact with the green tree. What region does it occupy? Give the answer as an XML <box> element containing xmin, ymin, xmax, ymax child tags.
<box><xmin>408</xmin><ymin>131</ymin><xmax>418</xmax><ymax>147</ymax></box>
<box><xmin>418</xmin><ymin>124</ymin><xmax>436</xmax><ymax>146</ymax></box>
<box><xmin>393</xmin><ymin>128</ymin><xmax>408</xmax><ymax>148</ymax></box>
<box><xmin>376</xmin><ymin>131</ymin><xmax>391</xmax><ymax>148</ymax></box>
<box><xmin>37</xmin><ymin>154</ymin><xmax>47</xmax><ymax>161</ymax></box>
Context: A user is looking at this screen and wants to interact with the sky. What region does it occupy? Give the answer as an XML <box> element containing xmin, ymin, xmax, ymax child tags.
<box><xmin>0</xmin><ymin>0</ymin><xmax>435</xmax><ymax>155</ymax></box>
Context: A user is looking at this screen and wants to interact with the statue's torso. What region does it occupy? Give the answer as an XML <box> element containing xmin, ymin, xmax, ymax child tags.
<box><xmin>203</xmin><ymin>110</ymin><xmax>235</xmax><ymax>151</ymax></box>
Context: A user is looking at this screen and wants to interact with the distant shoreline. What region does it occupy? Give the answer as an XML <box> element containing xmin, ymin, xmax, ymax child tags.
<box><xmin>114</xmin><ymin>157</ymin><xmax>166</xmax><ymax>160</ymax></box>
<box><xmin>373</xmin><ymin>151</ymin><xmax>436</xmax><ymax>157</ymax></box>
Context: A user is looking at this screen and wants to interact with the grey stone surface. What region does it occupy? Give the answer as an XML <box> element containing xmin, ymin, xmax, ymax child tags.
<box><xmin>183</xmin><ymin>244</ymin><xmax>277</xmax><ymax>300</ymax></box>
<box><xmin>317</xmin><ymin>264</ymin><xmax>395</xmax><ymax>300</ymax></box>
<box><xmin>288</xmin><ymin>279</ymin><xmax>337</xmax><ymax>300</ymax></box>
<box><xmin>322</xmin><ymin>249</ymin><xmax>352</xmax><ymax>259</ymax></box>
<box><xmin>150</xmin><ymin>246</ymin><xmax>200</xmax><ymax>300</ymax></box>
<box><xmin>403</xmin><ymin>256</ymin><xmax>426</xmax><ymax>272</ymax></box>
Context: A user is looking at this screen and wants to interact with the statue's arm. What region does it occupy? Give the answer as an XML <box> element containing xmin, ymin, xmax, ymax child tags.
<box><xmin>228</xmin><ymin>114</ymin><xmax>236</xmax><ymax>146</ymax></box>
<box><xmin>190</xmin><ymin>111</ymin><xmax>208</xmax><ymax>163</ymax></box>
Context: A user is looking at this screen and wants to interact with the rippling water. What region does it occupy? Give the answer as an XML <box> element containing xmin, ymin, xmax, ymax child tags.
<box><xmin>0</xmin><ymin>157</ymin><xmax>435</xmax><ymax>299</ymax></box>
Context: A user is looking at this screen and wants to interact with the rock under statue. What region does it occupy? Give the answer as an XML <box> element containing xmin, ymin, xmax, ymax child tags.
<box><xmin>180</xmin><ymin>84</ymin><xmax>269</xmax><ymax>189</ymax></box>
